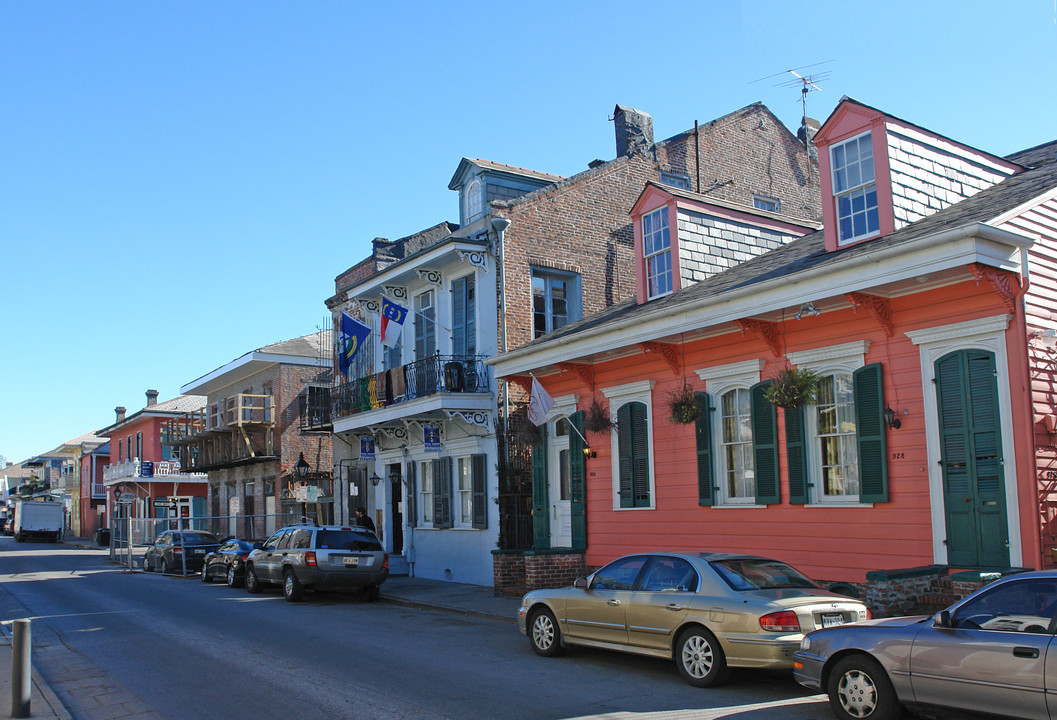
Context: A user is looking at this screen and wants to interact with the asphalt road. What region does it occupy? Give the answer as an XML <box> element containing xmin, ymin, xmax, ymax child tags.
<box><xmin>0</xmin><ymin>538</ymin><xmax>839</xmax><ymax>720</ymax></box>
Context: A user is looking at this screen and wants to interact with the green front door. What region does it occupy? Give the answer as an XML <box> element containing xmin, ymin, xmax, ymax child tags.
<box><xmin>935</xmin><ymin>350</ymin><xmax>1009</xmax><ymax>568</ymax></box>
<box><xmin>531</xmin><ymin>427</ymin><xmax>550</xmax><ymax>549</ymax></box>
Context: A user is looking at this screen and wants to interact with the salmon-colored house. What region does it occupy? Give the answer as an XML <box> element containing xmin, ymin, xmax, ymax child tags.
<box><xmin>489</xmin><ymin>98</ymin><xmax>1057</xmax><ymax>595</ymax></box>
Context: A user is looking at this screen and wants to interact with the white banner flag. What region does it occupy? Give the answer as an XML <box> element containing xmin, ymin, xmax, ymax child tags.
<box><xmin>527</xmin><ymin>376</ymin><xmax>556</xmax><ymax>426</ymax></box>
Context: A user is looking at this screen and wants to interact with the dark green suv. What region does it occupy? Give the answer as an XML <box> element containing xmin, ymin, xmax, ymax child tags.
<box><xmin>244</xmin><ymin>524</ymin><xmax>388</xmax><ymax>602</ymax></box>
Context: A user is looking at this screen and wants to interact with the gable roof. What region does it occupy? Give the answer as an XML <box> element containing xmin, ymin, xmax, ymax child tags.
<box><xmin>448</xmin><ymin>158</ymin><xmax>565</xmax><ymax>191</ymax></box>
<box><xmin>491</xmin><ymin>138</ymin><xmax>1057</xmax><ymax>374</ymax></box>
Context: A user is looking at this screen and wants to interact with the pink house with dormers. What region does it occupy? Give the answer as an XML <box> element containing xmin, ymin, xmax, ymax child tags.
<box><xmin>490</xmin><ymin>97</ymin><xmax>1057</xmax><ymax>595</ymax></box>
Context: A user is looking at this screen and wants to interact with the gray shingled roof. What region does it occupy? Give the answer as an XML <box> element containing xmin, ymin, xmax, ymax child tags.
<box><xmin>258</xmin><ymin>332</ymin><xmax>327</xmax><ymax>358</ymax></box>
<box><xmin>508</xmin><ymin>142</ymin><xmax>1057</xmax><ymax>357</ymax></box>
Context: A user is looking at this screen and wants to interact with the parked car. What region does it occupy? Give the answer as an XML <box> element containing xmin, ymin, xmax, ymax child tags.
<box><xmin>518</xmin><ymin>552</ymin><xmax>869</xmax><ymax>687</ymax></box>
<box><xmin>0</xmin><ymin>518</ymin><xmax>8</xmax><ymax>535</ymax></box>
<box><xmin>244</xmin><ymin>523</ymin><xmax>388</xmax><ymax>602</ymax></box>
<box><xmin>201</xmin><ymin>538</ymin><xmax>256</xmax><ymax>587</ymax></box>
<box><xmin>142</xmin><ymin>530</ymin><xmax>222</xmax><ymax>574</ymax></box>
<box><xmin>794</xmin><ymin>570</ymin><xmax>1057</xmax><ymax>720</ymax></box>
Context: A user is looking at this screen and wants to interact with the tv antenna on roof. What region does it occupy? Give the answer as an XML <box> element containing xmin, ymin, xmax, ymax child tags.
<box><xmin>750</xmin><ymin>60</ymin><xmax>834</xmax><ymax>119</ymax></box>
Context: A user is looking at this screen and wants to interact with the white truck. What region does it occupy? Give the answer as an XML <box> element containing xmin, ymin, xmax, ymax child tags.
<box><xmin>13</xmin><ymin>499</ymin><xmax>64</xmax><ymax>543</ymax></box>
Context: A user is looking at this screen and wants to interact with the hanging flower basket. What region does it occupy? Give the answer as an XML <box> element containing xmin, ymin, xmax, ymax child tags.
<box><xmin>765</xmin><ymin>367</ymin><xmax>819</xmax><ymax>408</ymax></box>
<box><xmin>584</xmin><ymin>397</ymin><xmax>615</xmax><ymax>433</ymax></box>
<box><xmin>667</xmin><ymin>383</ymin><xmax>700</xmax><ymax>425</ymax></box>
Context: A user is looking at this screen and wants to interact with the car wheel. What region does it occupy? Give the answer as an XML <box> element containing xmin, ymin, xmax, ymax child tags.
<box><xmin>163</xmin><ymin>559</ymin><xmax>175</xmax><ymax>574</ymax></box>
<box><xmin>362</xmin><ymin>585</ymin><xmax>380</xmax><ymax>602</ymax></box>
<box><xmin>828</xmin><ymin>655</ymin><xmax>901</xmax><ymax>720</ymax></box>
<box><xmin>201</xmin><ymin>563</ymin><xmax>211</xmax><ymax>582</ymax></box>
<box><xmin>245</xmin><ymin>566</ymin><xmax>262</xmax><ymax>594</ymax></box>
<box><xmin>142</xmin><ymin>556</ymin><xmax>153</xmax><ymax>572</ymax></box>
<box><xmin>529</xmin><ymin>608</ymin><xmax>564</xmax><ymax>657</ymax></box>
<box><xmin>283</xmin><ymin>570</ymin><xmax>304</xmax><ymax>602</ymax></box>
<box><xmin>675</xmin><ymin>626</ymin><xmax>728</xmax><ymax>687</ymax></box>
<box><xmin>227</xmin><ymin>565</ymin><xmax>242</xmax><ymax>588</ymax></box>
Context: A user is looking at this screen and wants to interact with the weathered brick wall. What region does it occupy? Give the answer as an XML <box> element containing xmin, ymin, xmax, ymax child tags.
<box><xmin>276</xmin><ymin>363</ymin><xmax>333</xmax><ymax>477</ymax></box>
<box><xmin>654</xmin><ymin>104</ymin><xmax>821</xmax><ymax>225</ymax></box>
<box><xmin>493</xmin><ymin>550</ymin><xmax>587</xmax><ymax>595</ymax></box>
<box><xmin>864</xmin><ymin>566</ymin><xmax>949</xmax><ymax>616</ymax></box>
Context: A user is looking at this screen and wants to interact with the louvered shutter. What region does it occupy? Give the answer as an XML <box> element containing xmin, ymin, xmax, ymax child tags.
<box><xmin>617</xmin><ymin>403</ymin><xmax>634</xmax><ymax>508</ymax></box>
<box><xmin>568</xmin><ymin>411</ymin><xmax>587</xmax><ymax>550</ymax></box>
<box><xmin>531</xmin><ymin>429</ymin><xmax>550</xmax><ymax>547</ymax></box>
<box><xmin>785</xmin><ymin>403</ymin><xmax>808</xmax><ymax>505</ymax></box>
<box><xmin>471</xmin><ymin>453</ymin><xmax>488</xmax><ymax>529</ymax></box>
<box><xmin>751</xmin><ymin>381</ymin><xmax>780</xmax><ymax>505</ymax></box>
<box><xmin>695</xmin><ymin>392</ymin><xmax>715</xmax><ymax>506</ymax></box>
<box><xmin>406</xmin><ymin>462</ymin><xmax>417</xmax><ymax>528</ymax></box>
<box><xmin>432</xmin><ymin>457</ymin><xmax>453</xmax><ymax>529</ymax></box>
<box><xmin>630</xmin><ymin>402</ymin><xmax>650</xmax><ymax>507</ymax></box>
<box><xmin>451</xmin><ymin>278</ymin><xmax>467</xmax><ymax>356</ymax></box>
<box><xmin>854</xmin><ymin>363</ymin><xmax>889</xmax><ymax>503</ymax></box>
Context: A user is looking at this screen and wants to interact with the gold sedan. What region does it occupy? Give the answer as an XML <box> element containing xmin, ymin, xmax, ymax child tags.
<box><xmin>517</xmin><ymin>552</ymin><xmax>870</xmax><ymax>687</ymax></box>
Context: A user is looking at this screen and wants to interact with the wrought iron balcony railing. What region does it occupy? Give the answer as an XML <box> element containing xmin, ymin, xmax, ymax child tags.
<box><xmin>332</xmin><ymin>354</ymin><xmax>489</xmax><ymax>420</ymax></box>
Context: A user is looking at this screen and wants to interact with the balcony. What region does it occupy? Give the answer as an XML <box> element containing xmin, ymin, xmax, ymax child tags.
<box><xmin>330</xmin><ymin>354</ymin><xmax>491</xmax><ymax>431</ymax></box>
<box><xmin>102</xmin><ymin>459</ymin><xmax>206</xmax><ymax>485</ymax></box>
<box><xmin>163</xmin><ymin>393</ymin><xmax>277</xmax><ymax>472</ymax></box>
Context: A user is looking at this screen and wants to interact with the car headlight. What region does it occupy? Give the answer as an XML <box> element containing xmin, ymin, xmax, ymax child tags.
<box><xmin>800</xmin><ymin>636</ymin><xmax>811</xmax><ymax>651</ymax></box>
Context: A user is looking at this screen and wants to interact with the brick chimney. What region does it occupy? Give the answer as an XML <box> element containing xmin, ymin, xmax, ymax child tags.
<box><xmin>146</xmin><ymin>389</ymin><xmax>159</xmax><ymax>406</ymax></box>
<box><xmin>115</xmin><ymin>406</ymin><xmax>126</xmax><ymax>423</ymax></box>
<box><xmin>798</xmin><ymin>116</ymin><xmax>820</xmax><ymax>161</ymax></box>
<box><xmin>614</xmin><ymin>105</ymin><xmax>654</xmax><ymax>158</ymax></box>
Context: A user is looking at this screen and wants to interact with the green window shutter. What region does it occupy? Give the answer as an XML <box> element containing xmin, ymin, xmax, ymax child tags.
<box><xmin>784</xmin><ymin>403</ymin><xmax>808</xmax><ymax>505</ymax></box>
<box><xmin>568</xmin><ymin>411</ymin><xmax>587</xmax><ymax>550</ymax></box>
<box><xmin>451</xmin><ymin>278</ymin><xmax>467</xmax><ymax>356</ymax></box>
<box><xmin>630</xmin><ymin>402</ymin><xmax>650</xmax><ymax>507</ymax></box>
<box><xmin>471</xmin><ymin>453</ymin><xmax>488</xmax><ymax>530</ymax></box>
<box><xmin>617</xmin><ymin>403</ymin><xmax>634</xmax><ymax>508</ymax></box>
<box><xmin>531</xmin><ymin>429</ymin><xmax>550</xmax><ymax>547</ymax></box>
<box><xmin>406</xmin><ymin>462</ymin><xmax>417</xmax><ymax>528</ymax></box>
<box><xmin>854</xmin><ymin>363</ymin><xmax>889</xmax><ymax>503</ymax></box>
<box><xmin>750</xmin><ymin>381</ymin><xmax>780</xmax><ymax>505</ymax></box>
<box><xmin>695</xmin><ymin>392</ymin><xmax>715</xmax><ymax>506</ymax></box>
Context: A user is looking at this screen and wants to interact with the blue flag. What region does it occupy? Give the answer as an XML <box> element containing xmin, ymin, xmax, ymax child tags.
<box><xmin>338</xmin><ymin>312</ymin><xmax>371</xmax><ymax>376</ymax></box>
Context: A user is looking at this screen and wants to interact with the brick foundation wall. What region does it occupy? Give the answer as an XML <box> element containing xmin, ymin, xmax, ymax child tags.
<box><xmin>493</xmin><ymin>550</ymin><xmax>587</xmax><ymax>596</ymax></box>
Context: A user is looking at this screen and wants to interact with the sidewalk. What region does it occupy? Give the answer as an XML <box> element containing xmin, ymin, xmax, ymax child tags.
<box><xmin>1</xmin><ymin>538</ymin><xmax>523</xmax><ymax>719</ymax></box>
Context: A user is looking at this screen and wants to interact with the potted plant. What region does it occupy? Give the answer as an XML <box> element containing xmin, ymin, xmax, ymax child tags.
<box><xmin>667</xmin><ymin>383</ymin><xmax>700</xmax><ymax>424</ymax></box>
<box><xmin>765</xmin><ymin>367</ymin><xmax>819</xmax><ymax>408</ymax></box>
<box><xmin>584</xmin><ymin>397</ymin><xmax>614</xmax><ymax>433</ymax></box>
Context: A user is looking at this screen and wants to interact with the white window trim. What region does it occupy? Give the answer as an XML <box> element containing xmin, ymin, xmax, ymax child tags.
<box><xmin>455</xmin><ymin>456</ymin><xmax>473</xmax><ymax>529</ymax></box>
<box><xmin>787</xmin><ymin>341</ymin><xmax>870</xmax><ymax>506</ymax></box>
<box><xmin>752</xmin><ymin>194</ymin><xmax>780</xmax><ymax>213</ymax></box>
<box><xmin>601</xmin><ymin>380</ymin><xmax>656</xmax><ymax>511</ymax></box>
<box><xmin>697</xmin><ymin>359</ymin><xmax>765</xmax><ymax>506</ymax></box>
<box><xmin>905</xmin><ymin>314</ymin><xmax>1021</xmax><ymax>567</ymax></box>
<box><xmin>831</xmin><ymin>130</ymin><xmax>880</xmax><ymax>246</ymax></box>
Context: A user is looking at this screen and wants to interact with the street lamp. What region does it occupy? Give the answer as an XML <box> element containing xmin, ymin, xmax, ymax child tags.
<box><xmin>295</xmin><ymin>453</ymin><xmax>310</xmax><ymax>521</ymax></box>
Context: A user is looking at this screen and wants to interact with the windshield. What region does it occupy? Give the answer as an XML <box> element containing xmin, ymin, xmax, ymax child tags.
<box><xmin>710</xmin><ymin>558</ymin><xmax>819</xmax><ymax>591</ymax></box>
<box><xmin>175</xmin><ymin>532</ymin><xmax>220</xmax><ymax>545</ymax></box>
<box><xmin>315</xmin><ymin>530</ymin><xmax>382</xmax><ymax>551</ymax></box>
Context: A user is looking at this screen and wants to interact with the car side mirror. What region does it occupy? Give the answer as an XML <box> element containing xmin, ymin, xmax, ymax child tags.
<box><xmin>934</xmin><ymin>610</ymin><xmax>952</xmax><ymax>629</ymax></box>
<box><xmin>574</xmin><ymin>577</ymin><xmax>588</xmax><ymax>590</ymax></box>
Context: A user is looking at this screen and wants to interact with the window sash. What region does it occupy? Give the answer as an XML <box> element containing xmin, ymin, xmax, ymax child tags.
<box><xmin>643</xmin><ymin>208</ymin><xmax>672</xmax><ymax>298</ymax></box>
<box><xmin>814</xmin><ymin>373</ymin><xmax>860</xmax><ymax>500</ymax></box>
<box><xmin>832</xmin><ymin>132</ymin><xmax>879</xmax><ymax>243</ymax></box>
<box><xmin>457</xmin><ymin>457</ymin><xmax>473</xmax><ymax>528</ymax></box>
<box><xmin>419</xmin><ymin>461</ymin><xmax>434</xmax><ymax>524</ymax></box>
<box><xmin>720</xmin><ymin>388</ymin><xmax>755</xmax><ymax>502</ymax></box>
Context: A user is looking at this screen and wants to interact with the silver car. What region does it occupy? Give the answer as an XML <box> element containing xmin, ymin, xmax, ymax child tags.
<box><xmin>244</xmin><ymin>523</ymin><xmax>388</xmax><ymax>602</ymax></box>
<box><xmin>794</xmin><ymin>570</ymin><xmax>1057</xmax><ymax>720</ymax></box>
<box><xmin>518</xmin><ymin>552</ymin><xmax>869</xmax><ymax>687</ymax></box>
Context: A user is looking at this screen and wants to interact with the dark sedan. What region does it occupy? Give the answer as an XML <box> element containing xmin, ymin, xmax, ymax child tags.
<box><xmin>142</xmin><ymin>530</ymin><xmax>222</xmax><ymax>574</ymax></box>
<box><xmin>201</xmin><ymin>538</ymin><xmax>256</xmax><ymax>587</ymax></box>
<box><xmin>794</xmin><ymin>570</ymin><xmax>1057</xmax><ymax>720</ymax></box>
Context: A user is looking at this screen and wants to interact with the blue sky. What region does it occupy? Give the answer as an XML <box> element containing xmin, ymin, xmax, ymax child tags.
<box><xmin>2</xmin><ymin>1</ymin><xmax>1055</xmax><ymax>465</ymax></box>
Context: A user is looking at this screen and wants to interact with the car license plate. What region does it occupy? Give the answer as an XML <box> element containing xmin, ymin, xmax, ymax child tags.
<box><xmin>821</xmin><ymin>613</ymin><xmax>845</xmax><ymax>628</ymax></box>
<box><xmin>191</xmin><ymin>549</ymin><xmax>202</xmax><ymax>556</ymax></box>
<box><xmin>343</xmin><ymin>556</ymin><xmax>359</xmax><ymax>568</ymax></box>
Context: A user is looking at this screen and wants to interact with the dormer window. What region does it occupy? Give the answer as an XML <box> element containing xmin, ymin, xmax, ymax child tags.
<box><xmin>831</xmin><ymin>131</ymin><xmax>879</xmax><ymax>245</ymax></box>
<box><xmin>643</xmin><ymin>207</ymin><xmax>672</xmax><ymax>299</ymax></box>
<box><xmin>465</xmin><ymin>178</ymin><xmax>483</xmax><ymax>223</ymax></box>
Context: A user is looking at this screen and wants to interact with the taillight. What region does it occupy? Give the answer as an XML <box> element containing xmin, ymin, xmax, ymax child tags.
<box><xmin>172</xmin><ymin>546</ymin><xmax>182</xmax><ymax>553</ymax></box>
<box><xmin>862</xmin><ymin>608</ymin><xmax>873</xmax><ymax>620</ymax></box>
<box><xmin>305</xmin><ymin>551</ymin><xmax>317</xmax><ymax>566</ymax></box>
<box><xmin>760</xmin><ymin>610</ymin><xmax>801</xmax><ymax>632</ymax></box>
<box><xmin>383</xmin><ymin>553</ymin><xmax>389</xmax><ymax>569</ymax></box>
<box><xmin>239</xmin><ymin>553</ymin><xmax>249</xmax><ymax>560</ymax></box>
